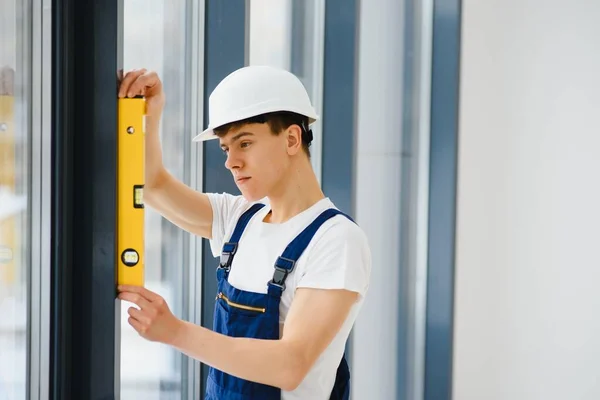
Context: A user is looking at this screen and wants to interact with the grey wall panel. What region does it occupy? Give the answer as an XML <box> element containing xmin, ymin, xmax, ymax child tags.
<box><xmin>454</xmin><ymin>1</ymin><xmax>600</xmax><ymax>399</ymax></box>
<box><xmin>424</xmin><ymin>0</ymin><xmax>461</xmax><ymax>399</ymax></box>
<box><xmin>321</xmin><ymin>0</ymin><xmax>358</xmax><ymax>217</ymax></box>
<box><xmin>321</xmin><ymin>0</ymin><xmax>359</xmax><ymax>373</ymax></box>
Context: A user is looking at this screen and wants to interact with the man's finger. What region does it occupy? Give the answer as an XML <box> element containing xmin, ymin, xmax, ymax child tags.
<box><xmin>118</xmin><ymin>291</ymin><xmax>153</xmax><ymax>310</ymax></box>
<box><xmin>127</xmin><ymin>306</ymin><xmax>151</xmax><ymax>325</ymax></box>
<box><xmin>118</xmin><ymin>285</ymin><xmax>161</xmax><ymax>302</ymax></box>
<box><xmin>128</xmin><ymin>316</ymin><xmax>145</xmax><ymax>334</ymax></box>
<box><xmin>118</xmin><ymin>68</ymin><xmax>146</xmax><ymax>98</ymax></box>
<box><xmin>128</xmin><ymin>70</ymin><xmax>159</xmax><ymax>97</ymax></box>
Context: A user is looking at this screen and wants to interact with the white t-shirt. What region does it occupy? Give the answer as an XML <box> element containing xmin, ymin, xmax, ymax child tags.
<box><xmin>206</xmin><ymin>193</ymin><xmax>372</xmax><ymax>400</ymax></box>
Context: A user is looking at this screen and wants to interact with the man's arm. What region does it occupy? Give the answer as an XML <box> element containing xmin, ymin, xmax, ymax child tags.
<box><xmin>119</xmin><ymin>69</ymin><xmax>214</xmax><ymax>239</ymax></box>
<box><xmin>118</xmin><ymin>285</ymin><xmax>358</xmax><ymax>391</ymax></box>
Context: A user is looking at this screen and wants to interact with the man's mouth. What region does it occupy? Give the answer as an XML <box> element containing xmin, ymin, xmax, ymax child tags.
<box><xmin>236</xmin><ymin>176</ymin><xmax>251</xmax><ymax>184</ymax></box>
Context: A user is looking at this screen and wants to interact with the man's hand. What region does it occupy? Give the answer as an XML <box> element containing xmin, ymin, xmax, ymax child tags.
<box><xmin>117</xmin><ymin>285</ymin><xmax>183</xmax><ymax>343</ymax></box>
<box><xmin>118</xmin><ymin>68</ymin><xmax>165</xmax><ymax>118</ymax></box>
<box><xmin>117</xmin><ymin>283</ymin><xmax>359</xmax><ymax>391</ymax></box>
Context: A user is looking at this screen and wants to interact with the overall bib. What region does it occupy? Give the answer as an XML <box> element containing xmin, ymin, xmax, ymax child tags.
<box><xmin>205</xmin><ymin>203</ymin><xmax>352</xmax><ymax>400</ymax></box>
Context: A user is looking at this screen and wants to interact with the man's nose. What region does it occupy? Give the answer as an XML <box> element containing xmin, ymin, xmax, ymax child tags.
<box><xmin>224</xmin><ymin>150</ymin><xmax>242</xmax><ymax>170</ymax></box>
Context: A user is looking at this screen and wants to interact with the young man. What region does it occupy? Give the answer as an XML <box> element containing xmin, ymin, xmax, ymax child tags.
<box><xmin>117</xmin><ymin>65</ymin><xmax>372</xmax><ymax>400</ymax></box>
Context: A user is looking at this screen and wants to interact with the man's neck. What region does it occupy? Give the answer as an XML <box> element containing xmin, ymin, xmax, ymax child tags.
<box><xmin>264</xmin><ymin>159</ymin><xmax>325</xmax><ymax>224</ymax></box>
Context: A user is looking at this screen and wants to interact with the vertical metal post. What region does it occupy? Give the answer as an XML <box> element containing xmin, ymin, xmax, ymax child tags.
<box><xmin>51</xmin><ymin>0</ymin><xmax>123</xmax><ymax>398</ymax></box>
<box><xmin>200</xmin><ymin>0</ymin><xmax>247</xmax><ymax>395</ymax></box>
<box><xmin>321</xmin><ymin>0</ymin><xmax>359</xmax><ymax>218</ymax></box>
<box><xmin>187</xmin><ymin>1</ymin><xmax>206</xmax><ymax>398</ymax></box>
<box><xmin>424</xmin><ymin>0</ymin><xmax>462</xmax><ymax>399</ymax></box>
<box><xmin>321</xmin><ymin>0</ymin><xmax>360</xmax><ymax>368</ymax></box>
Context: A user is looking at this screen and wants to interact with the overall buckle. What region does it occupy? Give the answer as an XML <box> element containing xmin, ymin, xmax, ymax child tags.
<box><xmin>269</xmin><ymin>256</ymin><xmax>296</xmax><ymax>291</ymax></box>
<box><xmin>219</xmin><ymin>242</ymin><xmax>238</xmax><ymax>270</ymax></box>
<box><xmin>270</xmin><ymin>267</ymin><xmax>289</xmax><ymax>290</ymax></box>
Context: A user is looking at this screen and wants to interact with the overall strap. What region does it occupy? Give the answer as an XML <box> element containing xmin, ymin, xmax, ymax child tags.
<box><xmin>268</xmin><ymin>208</ymin><xmax>353</xmax><ymax>296</ymax></box>
<box><xmin>219</xmin><ymin>203</ymin><xmax>265</xmax><ymax>271</ymax></box>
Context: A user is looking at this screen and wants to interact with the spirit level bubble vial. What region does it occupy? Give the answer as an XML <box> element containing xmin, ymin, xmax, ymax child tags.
<box><xmin>117</xmin><ymin>97</ymin><xmax>145</xmax><ymax>286</ymax></box>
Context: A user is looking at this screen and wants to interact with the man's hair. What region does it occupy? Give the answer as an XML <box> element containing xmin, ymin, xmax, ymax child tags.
<box><xmin>213</xmin><ymin>111</ymin><xmax>312</xmax><ymax>157</ymax></box>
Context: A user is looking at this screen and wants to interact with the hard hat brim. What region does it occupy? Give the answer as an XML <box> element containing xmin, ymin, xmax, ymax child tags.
<box><xmin>192</xmin><ymin>128</ymin><xmax>217</xmax><ymax>142</ymax></box>
<box><xmin>192</xmin><ymin>114</ymin><xmax>319</xmax><ymax>143</ymax></box>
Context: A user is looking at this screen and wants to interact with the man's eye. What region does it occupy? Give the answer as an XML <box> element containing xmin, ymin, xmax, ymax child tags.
<box><xmin>240</xmin><ymin>142</ymin><xmax>251</xmax><ymax>148</ymax></box>
<box><xmin>221</xmin><ymin>148</ymin><xmax>228</xmax><ymax>155</ymax></box>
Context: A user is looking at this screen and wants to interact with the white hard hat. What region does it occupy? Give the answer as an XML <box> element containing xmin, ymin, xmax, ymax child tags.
<box><xmin>192</xmin><ymin>65</ymin><xmax>319</xmax><ymax>142</ymax></box>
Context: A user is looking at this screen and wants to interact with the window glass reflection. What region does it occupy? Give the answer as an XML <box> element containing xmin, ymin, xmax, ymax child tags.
<box><xmin>121</xmin><ymin>0</ymin><xmax>190</xmax><ymax>398</ymax></box>
<box><xmin>248</xmin><ymin>0</ymin><xmax>325</xmax><ymax>177</ymax></box>
<box><xmin>0</xmin><ymin>0</ymin><xmax>30</xmax><ymax>398</ymax></box>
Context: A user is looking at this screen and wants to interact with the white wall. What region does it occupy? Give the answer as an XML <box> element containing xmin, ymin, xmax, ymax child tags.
<box><xmin>352</xmin><ymin>0</ymin><xmax>405</xmax><ymax>398</ymax></box>
<box><xmin>454</xmin><ymin>1</ymin><xmax>600</xmax><ymax>399</ymax></box>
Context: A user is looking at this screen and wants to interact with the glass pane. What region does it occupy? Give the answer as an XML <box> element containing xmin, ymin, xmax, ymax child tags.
<box><xmin>0</xmin><ymin>0</ymin><xmax>30</xmax><ymax>398</ymax></box>
<box><xmin>249</xmin><ymin>0</ymin><xmax>293</xmax><ymax>69</ymax></box>
<box><xmin>121</xmin><ymin>0</ymin><xmax>191</xmax><ymax>398</ymax></box>
<box><xmin>249</xmin><ymin>0</ymin><xmax>324</xmax><ymax>103</ymax></box>
<box><xmin>248</xmin><ymin>0</ymin><xmax>326</xmax><ymax>178</ymax></box>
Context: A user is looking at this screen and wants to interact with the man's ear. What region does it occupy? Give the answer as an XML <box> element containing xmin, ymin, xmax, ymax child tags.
<box><xmin>286</xmin><ymin>125</ymin><xmax>303</xmax><ymax>155</ymax></box>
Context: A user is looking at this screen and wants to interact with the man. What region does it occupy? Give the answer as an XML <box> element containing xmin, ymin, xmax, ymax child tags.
<box><xmin>117</xmin><ymin>65</ymin><xmax>371</xmax><ymax>400</ymax></box>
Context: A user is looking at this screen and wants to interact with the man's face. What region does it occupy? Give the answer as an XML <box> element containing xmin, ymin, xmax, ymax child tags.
<box><xmin>219</xmin><ymin>123</ymin><xmax>291</xmax><ymax>201</ymax></box>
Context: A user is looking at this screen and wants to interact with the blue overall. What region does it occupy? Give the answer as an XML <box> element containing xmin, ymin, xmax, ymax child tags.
<box><xmin>205</xmin><ymin>203</ymin><xmax>352</xmax><ymax>400</ymax></box>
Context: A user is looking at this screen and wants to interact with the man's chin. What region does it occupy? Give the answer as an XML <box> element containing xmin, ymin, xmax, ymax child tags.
<box><xmin>240</xmin><ymin>189</ymin><xmax>265</xmax><ymax>203</ymax></box>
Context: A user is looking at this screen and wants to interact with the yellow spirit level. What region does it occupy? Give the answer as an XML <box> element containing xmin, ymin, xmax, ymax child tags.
<box><xmin>0</xmin><ymin>95</ymin><xmax>16</xmax><ymax>284</ymax></box>
<box><xmin>117</xmin><ymin>97</ymin><xmax>145</xmax><ymax>286</ymax></box>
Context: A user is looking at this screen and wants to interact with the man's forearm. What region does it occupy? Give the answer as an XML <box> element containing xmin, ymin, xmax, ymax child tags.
<box><xmin>167</xmin><ymin>320</ymin><xmax>306</xmax><ymax>391</ymax></box>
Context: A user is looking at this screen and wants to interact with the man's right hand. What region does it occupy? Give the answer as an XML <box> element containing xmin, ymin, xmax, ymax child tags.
<box><xmin>117</xmin><ymin>68</ymin><xmax>215</xmax><ymax>240</ymax></box>
<box><xmin>118</xmin><ymin>68</ymin><xmax>165</xmax><ymax>119</ymax></box>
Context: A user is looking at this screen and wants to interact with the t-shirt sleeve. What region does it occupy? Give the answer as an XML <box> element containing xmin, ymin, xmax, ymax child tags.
<box><xmin>296</xmin><ymin>221</ymin><xmax>372</xmax><ymax>298</ymax></box>
<box><xmin>205</xmin><ymin>192</ymin><xmax>249</xmax><ymax>258</ymax></box>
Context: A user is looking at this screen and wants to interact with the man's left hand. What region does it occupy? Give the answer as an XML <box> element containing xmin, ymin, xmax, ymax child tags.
<box><xmin>117</xmin><ymin>285</ymin><xmax>182</xmax><ymax>343</ymax></box>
